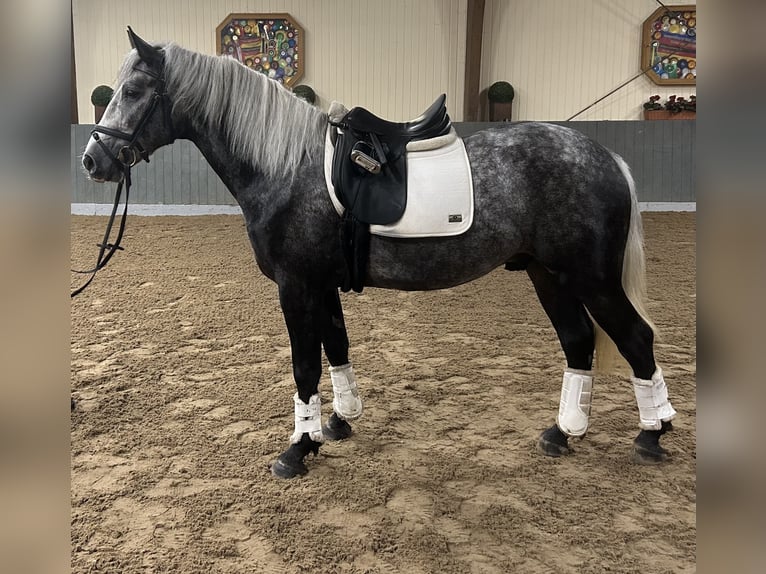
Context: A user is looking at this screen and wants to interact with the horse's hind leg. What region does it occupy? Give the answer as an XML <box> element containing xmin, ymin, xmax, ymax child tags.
<box><xmin>526</xmin><ymin>261</ymin><xmax>595</xmax><ymax>457</ymax></box>
<box><xmin>320</xmin><ymin>288</ymin><xmax>363</xmax><ymax>441</ymax></box>
<box><xmin>581</xmin><ymin>288</ymin><xmax>676</xmax><ymax>464</ymax></box>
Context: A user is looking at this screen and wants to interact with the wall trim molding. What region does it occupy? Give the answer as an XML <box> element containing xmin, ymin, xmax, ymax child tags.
<box><xmin>71</xmin><ymin>202</ymin><xmax>696</xmax><ymax>217</ymax></box>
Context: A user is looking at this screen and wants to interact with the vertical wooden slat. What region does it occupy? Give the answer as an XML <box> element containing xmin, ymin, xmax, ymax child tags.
<box><xmin>621</xmin><ymin>121</ymin><xmax>638</xmax><ymax>190</ymax></box>
<box><xmin>683</xmin><ymin>121</ymin><xmax>695</xmax><ymax>202</ymax></box>
<box><xmin>134</xmin><ymin>158</ymin><xmax>147</xmax><ymax>205</ymax></box>
<box><xmin>463</xmin><ymin>0</ymin><xmax>485</xmax><ymax>121</ymax></box>
<box><xmin>71</xmin><ymin>4</ymin><xmax>79</xmax><ymax>124</ymax></box>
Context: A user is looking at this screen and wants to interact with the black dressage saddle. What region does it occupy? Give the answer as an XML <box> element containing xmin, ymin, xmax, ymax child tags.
<box><xmin>329</xmin><ymin>94</ymin><xmax>452</xmax><ymax>293</ymax></box>
<box><xmin>331</xmin><ymin>94</ymin><xmax>451</xmax><ymax>225</ymax></box>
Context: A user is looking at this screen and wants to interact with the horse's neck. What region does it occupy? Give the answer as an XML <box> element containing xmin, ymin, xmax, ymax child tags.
<box><xmin>183</xmin><ymin>117</ymin><xmax>324</xmax><ymax>211</ymax></box>
<box><xmin>185</xmin><ymin>125</ymin><xmax>260</xmax><ymax>196</ymax></box>
<box><xmin>181</xmin><ymin>109</ymin><xmax>323</xmax><ymax>199</ymax></box>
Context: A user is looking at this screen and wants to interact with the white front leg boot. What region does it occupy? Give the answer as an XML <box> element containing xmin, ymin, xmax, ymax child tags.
<box><xmin>631</xmin><ymin>367</ymin><xmax>677</xmax><ymax>430</ymax></box>
<box><xmin>556</xmin><ymin>369</ymin><xmax>594</xmax><ymax>437</ymax></box>
<box><xmin>289</xmin><ymin>393</ymin><xmax>324</xmax><ymax>444</ymax></box>
<box><xmin>329</xmin><ymin>363</ymin><xmax>363</xmax><ymax>421</ymax></box>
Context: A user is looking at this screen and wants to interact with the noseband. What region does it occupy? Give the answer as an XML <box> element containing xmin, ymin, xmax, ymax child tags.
<box><xmin>71</xmin><ymin>64</ymin><xmax>173</xmax><ymax>298</ymax></box>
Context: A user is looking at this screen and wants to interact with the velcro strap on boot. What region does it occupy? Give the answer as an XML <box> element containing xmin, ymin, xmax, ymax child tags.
<box><xmin>557</xmin><ymin>369</ymin><xmax>594</xmax><ymax>437</ymax></box>
<box><xmin>330</xmin><ymin>363</ymin><xmax>363</xmax><ymax>421</ymax></box>
<box><xmin>289</xmin><ymin>393</ymin><xmax>324</xmax><ymax>444</ymax></box>
<box><xmin>631</xmin><ymin>367</ymin><xmax>677</xmax><ymax>431</ymax></box>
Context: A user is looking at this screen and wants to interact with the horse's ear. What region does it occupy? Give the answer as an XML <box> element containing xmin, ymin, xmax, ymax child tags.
<box><xmin>127</xmin><ymin>26</ymin><xmax>163</xmax><ymax>67</ymax></box>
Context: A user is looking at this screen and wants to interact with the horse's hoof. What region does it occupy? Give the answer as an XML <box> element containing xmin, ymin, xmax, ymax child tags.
<box><xmin>537</xmin><ymin>425</ymin><xmax>573</xmax><ymax>457</ymax></box>
<box><xmin>270</xmin><ymin>456</ymin><xmax>308</xmax><ymax>479</ymax></box>
<box><xmin>632</xmin><ymin>442</ymin><xmax>670</xmax><ymax>465</ymax></box>
<box><xmin>323</xmin><ymin>413</ymin><xmax>353</xmax><ymax>441</ymax></box>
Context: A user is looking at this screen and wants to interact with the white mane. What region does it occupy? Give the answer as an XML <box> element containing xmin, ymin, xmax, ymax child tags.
<box><xmin>120</xmin><ymin>43</ymin><xmax>327</xmax><ymax>180</ymax></box>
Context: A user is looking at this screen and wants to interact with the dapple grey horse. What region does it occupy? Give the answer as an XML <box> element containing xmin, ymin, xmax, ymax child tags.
<box><xmin>81</xmin><ymin>29</ymin><xmax>676</xmax><ymax>478</ymax></box>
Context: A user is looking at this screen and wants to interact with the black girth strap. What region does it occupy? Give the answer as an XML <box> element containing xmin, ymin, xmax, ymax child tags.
<box><xmin>71</xmin><ymin>65</ymin><xmax>172</xmax><ymax>298</ymax></box>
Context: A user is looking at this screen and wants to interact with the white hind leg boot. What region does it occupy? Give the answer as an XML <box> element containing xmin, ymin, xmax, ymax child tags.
<box><xmin>289</xmin><ymin>393</ymin><xmax>324</xmax><ymax>444</ymax></box>
<box><xmin>631</xmin><ymin>367</ymin><xmax>677</xmax><ymax>430</ymax></box>
<box><xmin>556</xmin><ymin>369</ymin><xmax>594</xmax><ymax>437</ymax></box>
<box><xmin>330</xmin><ymin>363</ymin><xmax>363</xmax><ymax>420</ymax></box>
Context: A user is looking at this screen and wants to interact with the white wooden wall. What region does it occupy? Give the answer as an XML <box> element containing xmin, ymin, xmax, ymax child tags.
<box><xmin>73</xmin><ymin>0</ymin><xmax>696</xmax><ymax>123</ymax></box>
<box><xmin>480</xmin><ymin>0</ymin><xmax>697</xmax><ymax>120</ymax></box>
<box><xmin>72</xmin><ymin>0</ymin><xmax>467</xmax><ymax>123</ymax></box>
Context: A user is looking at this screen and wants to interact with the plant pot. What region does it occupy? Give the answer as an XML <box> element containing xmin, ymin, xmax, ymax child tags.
<box><xmin>94</xmin><ymin>105</ymin><xmax>107</xmax><ymax>123</ymax></box>
<box><xmin>489</xmin><ymin>101</ymin><xmax>513</xmax><ymax>122</ymax></box>
<box><xmin>644</xmin><ymin>109</ymin><xmax>696</xmax><ymax>120</ymax></box>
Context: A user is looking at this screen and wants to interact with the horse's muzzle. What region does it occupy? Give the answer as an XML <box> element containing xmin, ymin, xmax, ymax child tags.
<box><xmin>82</xmin><ymin>141</ymin><xmax>124</xmax><ymax>183</ymax></box>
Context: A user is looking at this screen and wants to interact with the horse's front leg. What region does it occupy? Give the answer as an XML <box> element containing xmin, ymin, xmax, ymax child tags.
<box><xmin>271</xmin><ymin>283</ymin><xmax>325</xmax><ymax>479</ymax></box>
<box><xmin>319</xmin><ymin>288</ymin><xmax>363</xmax><ymax>441</ymax></box>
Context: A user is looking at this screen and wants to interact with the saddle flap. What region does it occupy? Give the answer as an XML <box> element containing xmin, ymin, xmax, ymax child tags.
<box><xmin>331</xmin><ymin>128</ymin><xmax>407</xmax><ymax>225</ymax></box>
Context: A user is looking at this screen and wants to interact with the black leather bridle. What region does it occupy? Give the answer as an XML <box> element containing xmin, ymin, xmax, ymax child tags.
<box><xmin>71</xmin><ymin>64</ymin><xmax>173</xmax><ymax>297</ymax></box>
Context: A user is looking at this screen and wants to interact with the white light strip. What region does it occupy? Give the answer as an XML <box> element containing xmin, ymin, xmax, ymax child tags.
<box><xmin>638</xmin><ymin>202</ymin><xmax>696</xmax><ymax>212</ymax></box>
<box><xmin>71</xmin><ymin>203</ymin><xmax>243</xmax><ymax>216</ymax></box>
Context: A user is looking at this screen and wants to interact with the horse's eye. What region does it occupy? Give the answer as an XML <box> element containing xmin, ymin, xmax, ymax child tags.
<box><xmin>124</xmin><ymin>88</ymin><xmax>138</xmax><ymax>99</ymax></box>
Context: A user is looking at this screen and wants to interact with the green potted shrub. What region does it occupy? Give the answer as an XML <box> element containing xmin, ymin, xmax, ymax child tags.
<box><xmin>292</xmin><ymin>84</ymin><xmax>316</xmax><ymax>105</ymax></box>
<box><xmin>91</xmin><ymin>85</ymin><xmax>114</xmax><ymax>123</ymax></box>
<box><xmin>487</xmin><ymin>81</ymin><xmax>515</xmax><ymax>121</ymax></box>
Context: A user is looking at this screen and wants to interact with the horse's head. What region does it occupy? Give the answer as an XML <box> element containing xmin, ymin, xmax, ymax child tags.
<box><xmin>82</xmin><ymin>27</ymin><xmax>175</xmax><ymax>182</ymax></box>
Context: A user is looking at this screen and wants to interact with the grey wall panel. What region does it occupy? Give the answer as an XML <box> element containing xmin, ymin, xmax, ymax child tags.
<box><xmin>72</xmin><ymin>121</ymin><xmax>695</xmax><ymax>205</ymax></box>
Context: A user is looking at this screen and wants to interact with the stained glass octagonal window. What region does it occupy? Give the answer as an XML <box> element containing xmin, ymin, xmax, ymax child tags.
<box><xmin>216</xmin><ymin>13</ymin><xmax>304</xmax><ymax>87</ymax></box>
<box><xmin>641</xmin><ymin>5</ymin><xmax>696</xmax><ymax>86</ymax></box>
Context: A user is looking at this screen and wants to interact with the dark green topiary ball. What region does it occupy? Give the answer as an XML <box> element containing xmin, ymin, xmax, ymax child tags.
<box><xmin>292</xmin><ymin>85</ymin><xmax>316</xmax><ymax>104</ymax></box>
<box><xmin>91</xmin><ymin>85</ymin><xmax>114</xmax><ymax>106</ymax></box>
<box><xmin>488</xmin><ymin>81</ymin><xmax>515</xmax><ymax>103</ymax></box>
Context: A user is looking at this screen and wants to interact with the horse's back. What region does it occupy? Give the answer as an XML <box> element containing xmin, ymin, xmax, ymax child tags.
<box><xmin>465</xmin><ymin>122</ymin><xmax>633</xmax><ymax>268</ymax></box>
<box><xmin>365</xmin><ymin>122</ymin><xmax>633</xmax><ymax>290</ymax></box>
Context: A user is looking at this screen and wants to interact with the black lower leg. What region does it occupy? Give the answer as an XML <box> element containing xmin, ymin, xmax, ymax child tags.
<box><xmin>527</xmin><ymin>262</ymin><xmax>595</xmax><ymax>456</ymax></box>
<box><xmin>583</xmin><ymin>288</ymin><xmax>674</xmax><ymax>461</ymax></box>
<box><xmin>271</xmin><ymin>434</ymin><xmax>322</xmax><ymax>478</ymax></box>
<box><xmin>320</xmin><ymin>288</ymin><xmax>355</xmax><ymax>441</ymax></box>
<box><xmin>323</xmin><ymin>412</ymin><xmax>353</xmax><ymax>440</ymax></box>
<box><xmin>321</xmin><ymin>289</ymin><xmax>350</xmax><ymax>366</ymax></box>
<box><xmin>528</xmin><ymin>262</ymin><xmax>595</xmax><ymax>372</ymax></box>
<box><xmin>271</xmin><ymin>284</ymin><xmax>325</xmax><ymax>479</ymax></box>
<box><xmin>633</xmin><ymin>420</ymin><xmax>673</xmax><ymax>464</ymax></box>
<box><xmin>582</xmin><ymin>289</ymin><xmax>656</xmax><ymax>379</ymax></box>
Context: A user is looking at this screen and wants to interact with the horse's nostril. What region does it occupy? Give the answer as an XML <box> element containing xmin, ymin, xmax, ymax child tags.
<box><xmin>82</xmin><ymin>154</ymin><xmax>95</xmax><ymax>172</ymax></box>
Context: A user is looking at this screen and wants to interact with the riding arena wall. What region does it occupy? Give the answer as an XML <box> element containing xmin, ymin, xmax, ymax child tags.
<box><xmin>71</xmin><ymin>120</ymin><xmax>695</xmax><ymax>212</ymax></box>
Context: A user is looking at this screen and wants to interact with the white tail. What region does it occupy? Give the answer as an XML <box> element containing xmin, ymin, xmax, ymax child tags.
<box><xmin>593</xmin><ymin>153</ymin><xmax>655</xmax><ymax>374</ymax></box>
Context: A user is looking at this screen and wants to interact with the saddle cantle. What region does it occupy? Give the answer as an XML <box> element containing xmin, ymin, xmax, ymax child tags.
<box><xmin>330</xmin><ymin>94</ymin><xmax>452</xmax><ymax>226</ymax></box>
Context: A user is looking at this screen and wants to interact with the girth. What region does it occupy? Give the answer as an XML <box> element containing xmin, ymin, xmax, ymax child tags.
<box><xmin>328</xmin><ymin>95</ymin><xmax>452</xmax><ymax>292</ymax></box>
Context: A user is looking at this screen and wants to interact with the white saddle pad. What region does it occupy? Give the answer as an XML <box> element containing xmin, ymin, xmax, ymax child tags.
<box><xmin>324</xmin><ymin>118</ymin><xmax>474</xmax><ymax>238</ymax></box>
